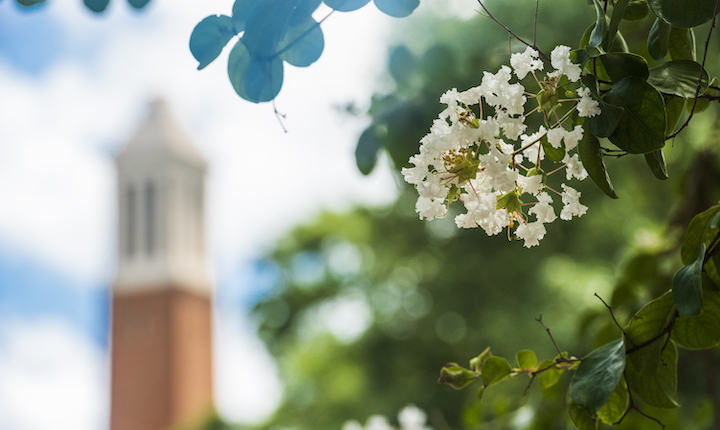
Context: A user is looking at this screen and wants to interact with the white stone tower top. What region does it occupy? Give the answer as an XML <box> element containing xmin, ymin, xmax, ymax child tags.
<box><xmin>114</xmin><ymin>99</ymin><xmax>210</xmax><ymax>295</ymax></box>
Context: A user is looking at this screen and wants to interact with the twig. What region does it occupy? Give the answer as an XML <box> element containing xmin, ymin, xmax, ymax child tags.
<box><xmin>667</xmin><ymin>0</ymin><xmax>720</xmax><ymax>140</ymax></box>
<box><xmin>476</xmin><ymin>0</ymin><xmax>550</xmax><ymax>62</ymax></box>
<box><xmin>272</xmin><ymin>99</ymin><xmax>288</xmax><ymax>133</ymax></box>
<box><xmin>536</xmin><ymin>315</ymin><xmax>563</xmax><ymax>356</ymax></box>
<box><xmin>594</xmin><ymin>293</ymin><xmax>627</xmax><ymax>336</ymax></box>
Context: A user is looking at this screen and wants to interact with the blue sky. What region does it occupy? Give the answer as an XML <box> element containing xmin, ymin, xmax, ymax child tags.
<box><xmin>0</xmin><ymin>0</ymin><xmax>476</xmax><ymax>428</ymax></box>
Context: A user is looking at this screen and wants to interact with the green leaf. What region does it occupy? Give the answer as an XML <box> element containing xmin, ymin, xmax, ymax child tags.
<box><xmin>438</xmin><ymin>363</ymin><xmax>479</xmax><ymax>390</ymax></box>
<box><xmin>672</xmin><ymin>243</ymin><xmax>706</xmax><ymax>317</ymax></box>
<box><xmin>586</xmin><ymin>100</ymin><xmax>624</xmax><ymax>137</ymax></box>
<box><xmin>388</xmin><ymin>45</ymin><xmax>417</xmax><ymax>85</ymax></box>
<box><xmin>481</xmin><ymin>356</ymin><xmax>511</xmax><ymax>387</ymax></box>
<box><xmin>648</xmin><ymin>60</ymin><xmax>709</xmax><ymax>98</ymax></box>
<box><xmin>648</xmin><ymin>0</ymin><xmax>718</xmax><ymax>28</ymax></box>
<box><xmin>669</xmin><ymin>27</ymin><xmax>696</xmax><ymax>61</ymax></box>
<box><xmin>644</xmin><ymin>149</ymin><xmax>669</xmax><ymax>180</ymax></box>
<box><xmin>672</xmin><ymin>286</ymin><xmax>720</xmax><ymax>349</ymax></box>
<box><xmin>277</xmin><ymin>17</ymin><xmax>324</xmax><ymax>67</ymax></box>
<box><xmin>604</xmin><ymin>77</ymin><xmax>666</xmax><ymax>154</ymax></box>
<box><xmin>681</xmin><ymin>205</ymin><xmax>720</xmax><ymax>264</ymax></box>
<box><xmin>373</xmin><ymin>0</ymin><xmax>419</xmax><ymax>17</ymax></box>
<box><xmin>663</xmin><ymin>94</ymin><xmax>685</xmax><ymax>135</ymax></box>
<box><xmin>190</xmin><ymin>15</ymin><xmax>236</xmax><ymax>70</ymax></box>
<box><xmin>536</xmin><ymin>359</ymin><xmax>563</xmax><ymax>389</ymax></box>
<box><xmin>126</xmin><ymin>0</ymin><xmax>150</xmax><ymax>8</ymax></box>
<box><xmin>648</xmin><ymin>18</ymin><xmax>671</xmax><ymax>61</ymax></box>
<box><xmin>589</xmin><ymin>0</ymin><xmax>606</xmax><ymax>48</ymax></box>
<box><xmin>569</xmin><ymin>338</ymin><xmax>626</xmax><ymax>415</ymax></box>
<box><xmin>623</xmin><ymin>0</ymin><xmax>650</xmax><ymax>20</ymax></box>
<box><xmin>568</xmin><ymin>399</ymin><xmax>598</xmax><ymax>430</ymax></box>
<box><xmin>516</xmin><ymin>349</ymin><xmax>537</xmax><ymax>369</ymax></box>
<box><xmin>605</xmin><ymin>0</ymin><xmax>629</xmax><ymax>50</ymax></box>
<box><xmin>578</xmin><ymin>123</ymin><xmax>618</xmax><ymax>199</ymax></box>
<box><xmin>625</xmin><ymin>342</ymin><xmax>679</xmax><ymax>408</ymax></box>
<box><xmin>597</xmin><ymin>377</ymin><xmax>629</xmax><ymax>424</ymax></box>
<box><xmin>599</xmin><ymin>52</ymin><xmax>649</xmax><ymax>83</ymax></box>
<box><xmin>323</xmin><ymin>0</ymin><xmax>371</xmax><ymax>12</ymax></box>
<box><xmin>542</xmin><ymin>138</ymin><xmax>565</xmax><ymax>162</ymax></box>
<box><xmin>469</xmin><ymin>346</ymin><xmax>493</xmax><ymax>372</ymax></box>
<box><xmin>624</xmin><ymin>292</ymin><xmax>674</xmax><ymax>375</ymax></box>
<box><xmin>694</xmin><ymin>76</ymin><xmax>719</xmax><ymax>113</ymax></box>
<box><xmin>355</xmin><ymin>127</ymin><xmax>382</xmax><ymax>175</ymax></box>
<box><xmin>232</xmin><ymin>0</ymin><xmax>256</xmax><ymax>33</ymax></box>
<box><xmin>83</xmin><ymin>0</ymin><xmax>110</xmax><ymax>12</ymax></box>
<box><xmin>228</xmin><ymin>40</ymin><xmax>284</xmax><ymax>103</ymax></box>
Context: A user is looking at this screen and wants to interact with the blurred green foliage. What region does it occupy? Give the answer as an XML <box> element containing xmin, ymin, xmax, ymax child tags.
<box><xmin>245</xmin><ymin>1</ymin><xmax>720</xmax><ymax>429</ymax></box>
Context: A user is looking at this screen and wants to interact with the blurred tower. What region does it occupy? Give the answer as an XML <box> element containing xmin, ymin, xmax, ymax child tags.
<box><xmin>111</xmin><ymin>99</ymin><xmax>213</xmax><ymax>430</ymax></box>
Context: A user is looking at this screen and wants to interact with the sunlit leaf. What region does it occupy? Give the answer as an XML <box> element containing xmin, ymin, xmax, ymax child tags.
<box><xmin>438</xmin><ymin>362</ymin><xmax>479</xmax><ymax>390</ymax></box>
<box><xmin>625</xmin><ymin>342</ymin><xmax>679</xmax><ymax>408</ymax></box>
<box><xmin>536</xmin><ymin>360</ymin><xmax>563</xmax><ymax>389</ymax></box>
<box><xmin>190</xmin><ymin>15</ymin><xmax>236</xmax><ymax>70</ymax></box>
<box><xmin>669</xmin><ymin>27</ymin><xmax>696</xmax><ymax>61</ymax></box>
<box><xmin>672</xmin><ymin>286</ymin><xmax>720</xmax><ymax>349</ymax></box>
<box><xmin>481</xmin><ymin>356</ymin><xmax>511</xmax><ymax>387</ymax></box>
<box><xmin>648</xmin><ymin>0</ymin><xmax>718</xmax><ymax>28</ymax></box>
<box><xmin>597</xmin><ymin>377</ymin><xmax>629</xmax><ymax>424</ymax></box>
<box><xmin>672</xmin><ymin>243</ymin><xmax>706</xmax><ymax>317</ymax></box>
<box><xmin>605</xmin><ymin>77</ymin><xmax>666</xmax><ymax>154</ymax></box>
<box><xmin>624</xmin><ymin>292</ymin><xmax>673</xmax><ymax>375</ymax></box>
<box><xmin>578</xmin><ymin>123</ymin><xmax>618</xmax><ymax>199</ymax></box>
<box><xmin>355</xmin><ymin>127</ymin><xmax>382</xmax><ymax>175</ymax></box>
<box><xmin>648</xmin><ymin>60</ymin><xmax>709</xmax><ymax>98</ymax></box>
<box><xmin>569</xmin><ymin>338</ymin><xmax>626</xmax><ymax>415</ymax></box>
<box><xmin>648</xmin><ymin>18</ymin><xmax>670</xmax><ymax>61</ymax></box>
<box><xmin>645</xmin><ymin>149</ymin><xmax>669</xmax><ymax>180</ymax></box>
<box><xmin>516</xmin><ymin>349</ymin><xmax>537</xmax><ymax>369</ymax></box>
<box><xmin>324</xmin><ymin>0</ymin><xmax>371</xmax><ymax>12</ymax></box>
<box><xmin>681</xmin><ymin>205</ymin><xmax>720</xmax><ymax>264</ymax></box>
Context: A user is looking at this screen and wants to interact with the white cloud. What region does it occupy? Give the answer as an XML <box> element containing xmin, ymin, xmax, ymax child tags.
<box><xmin>0</xmin><ymin>320</ymin><xmax>109</xmax><ymax>430</ymax></box>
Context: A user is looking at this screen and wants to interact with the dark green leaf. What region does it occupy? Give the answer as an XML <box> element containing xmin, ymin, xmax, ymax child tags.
<box><xmin>567</xmin><ymin>399</ymin><xmax>598</xmax><ymax>430</ymax></box>
<box><xmin>16</xmin><ymin>0</ymin><xmax>46</xmax><ymax>6</ymax></box>
<box><xmin>355</xmin><ymin>127</ymin><xmax>382</xmax><ymax>175</ymax></box>
<box><xmin>663</xmin><ymin>94</ymin><xmax>685</xmax><ymax>134</ymax></box>
<box><xmin>694</xmin><ymin>76</ymin><xmax>719</xmax><ymax>113</ymax></box>
<box><xmin>190</xmin><ymin>15</ymin><xmax>236</xmax><ymax>70</ymax></box>
<box><xmin>590</xmin><ymin>0</ymin><xmax>606</xmax><ymax>48</ymax></box>
<box><xmin>605</xmin><ymin>77</ymin><xmax>666</xmax><ymax>154</ymax></box>
<box><xmin>232</xmin><ymin>0</ymin><xmax>257</xmax><ymax>33</ymax></box>
<box><xmin>672</xmin><ymin>243</ymin><xmax>706</xmax><ymax>316</ymax></box>
<box><xmin>648</xmin><ymin>18</ymin><xmax>671</xmax><ymax>61</ymax></box>
<box><xmin>599</xmin><ymin>52</ymin><xmax>649</xmax><ymax>83</ymax></box>
<box><xmin>278</xmin><ymin>18</ymin><xmax>324</xmax><ymax>67</ymax></box>
<box><xmin>373</xmin><ymin>0</ymin><xmax>419</xmax><ymax>17</ymax></box>
<box><xmin>228</xmin><ymin>40</ymin><xmax>284</xmax><ymax>103</ymax></box>
<box><xmin>481</xmin><ymin>356</ymin><xmax>511</xmax><ymax>387</ymax></box>
<box><xmin>672</xmin><ymin>286</ymin><xmax>720</xmax><ymax>349</ymax></box>
<box><xmin>569</xmin><ymin>338</ymin><xmax>626</xmax><ymax>415</ymax></box>
<box><xmin>516</xmin><ymin>350</ymin><xmax>537</xmax><ymax>369</ymax></box>
<box><xmin>624</xmin><ymin>292</ymin><xmax>674</xmax><ymax>375</ymax></box>
<box><xmin>597</xmin><ymin>377</ymin><xmax>629</xmax><ymax>424</ymax></box>
<box><xmin>605</xmin><ymin>0</ymin><xmax>629</xmax><ymax>50</ymax></box>
<box><xmin>669</xmin><ymin>27</ymin><xmax>696</xmax><ymax>61</ymax></box>
<box><xmin>83</xmin><ymin>0</ymin><xmax>110</xmax><ymax>12</ymax></box>
<box><xmin>623</xmin><ymin>0</ymin><xmax>650</xmax><ymax>20</ymax></box>
<box><xmin>587</xmin><ymin>100</ymin><xmax>624</xmax><ymax>137</ymax></box>
<box><xmin>324</xmin><ymin>0</ymin><xmax>371</xmax><ymax>12</ymax></box>
<box><xmin>542</xmin><ymin>138</ymin><xmax>565</xmax><ymax>163</ymax></box>
<box><xmin>625</xmin><ymin>342</ymin><xmax>679</xmax><ymax>408</ymax></box>
<box><xmin>648</xmin><ymin>60</ymin><xmax>709</xmax><ymax>97</ymax></box>
<box><xmin>681</xmin><ymin>205</ymin><xmax>720</xmax><ymax>264</ymax></box>
<box><xmin>127</xmin><ymin>0</ymin><xmax>150</xmax><ymax>9</ymax></box>
<box><xmin>644</xmin><ymin>149</ymin><xmax>669</xmax><ymax>180</ymax></box>
<box><xmin>578</xmin><ymin>123</ymin><xmax>618</xmax><ymax>198</ymax></box>
<box><xmin>648</xmin><ymin>0</ymin><xmax>718</xmax><ymax>28</ymax></box>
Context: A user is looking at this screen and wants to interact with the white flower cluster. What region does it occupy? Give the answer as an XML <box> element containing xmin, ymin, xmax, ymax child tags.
<box><xmin>402</xmin><ymin>46</ymin><xmax>600</xmax><ymax>247</ymax></box>
<box><xmin>341</xmin><ymin>405</ymin><xmax>432</xmax><ymax>430</ymax></box>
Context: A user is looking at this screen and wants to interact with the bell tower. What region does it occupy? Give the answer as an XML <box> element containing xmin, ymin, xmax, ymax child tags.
<box><xmin>111</xmin><ymin>99</ymin><xmax>213</xmax><ymax>430</ymax></box>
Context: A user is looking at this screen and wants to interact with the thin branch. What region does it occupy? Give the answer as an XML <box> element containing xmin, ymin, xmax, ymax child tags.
<box><xmin>272</xmin><ymin>99</ymin><xmax>288</xmax><ymax>133</ymax></box>
<box><xmin>595</xmin><ymin>293</ymin><xmax>627</xmax><ymax>336</ymax></box>
<box><xmin>667</xmin><ymin>0</ymin><xmax>720</xmax><ymax>139</ymax></box>
<box><xmin>625</xmin><ymin>310</ymin><xmax>678</xmax><ymax>354</ymax></box>
<box><xmin>476</xmin><ymin>0</ymin><xmax>550</xmax><ymax>62</ymax></box>
<box><xmin>536</xmin><ymin>315</ymin><xmax>564</xmax><ymax>356</ymax></box>
<box><xmin>533</xmin><ymin>0</ymin><xmax>539</xmax><ymax>47</ymax></box>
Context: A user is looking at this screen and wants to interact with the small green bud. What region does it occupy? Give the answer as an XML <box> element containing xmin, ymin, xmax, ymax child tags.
<box><xmin>537</xmin><ymin>89</ymin><xmax>559</xmax><ymax>113</ymax></box>
<box><xmin>438</xmin><ymin>363</ymin><xmax>479</xmax><ymax>390</ymax></box>
<box><xmin>496</xmin><ymin>190</ymin><xmax>523</xmax><ymax>214</ymax></box>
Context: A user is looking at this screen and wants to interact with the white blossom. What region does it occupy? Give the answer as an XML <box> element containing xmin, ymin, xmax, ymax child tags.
<box><xmin>365</xmin><ymin>415</ymin><xmax>393</xmax><ymax>430</ymax></box>
<box><xmin>515</xmin><ymin>221</ymin><xmax>547</xmax><ymax>247</ymax></box>
<box><xmin>529</xmin><ymin>192</ymin><xmax>557</xmax><ymax>223</ymax></box>
<box><xmin>398</xmin><ymin>405</ymin><xmax>432</xmax><ymax>430</ymax></box>
<box><xmin>577</xmin><ymin>87</ymin><xmax>601</xmax><ymax>117</ymax></box>
<box><xmin>560</xmin><ymin>184</ymin><xmax>588</xmax><ymax>220</ymax></box>
<box><xmin>511</xmin><ymin>46</ymin><xmax>544</xmax><ymax>79</ymax></box>
<box><xmin>550</xmin><ymin>45</ymin><xmax>581</xmax><ymax>82</ymax></box>
<box><xmin>563</xmin><ymin>153</ymin><xmax>588</xmax><ymax>180</ymax></box>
